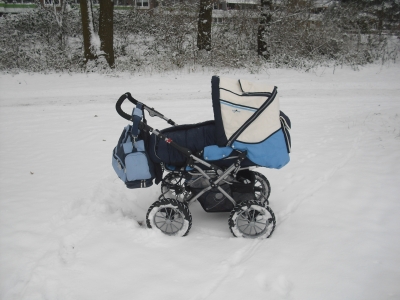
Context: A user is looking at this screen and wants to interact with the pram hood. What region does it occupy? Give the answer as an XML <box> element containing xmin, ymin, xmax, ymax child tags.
<box><xmin>212</xmin><ymin>76</ymin><xmax>280</xmax><ymax>146</ymax></box>
<box><xmin>211</xmin><ymin>76</ymin><xmax>290</xmax><ymax>169</ymax></box>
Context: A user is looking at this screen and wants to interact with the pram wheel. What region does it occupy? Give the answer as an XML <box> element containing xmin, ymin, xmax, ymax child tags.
<box><xmin>228</xmin><ymin>200</ymin><xmax>276</xmax><ymax>239</ymax></box>
<box><xmin>253</xmin><ymin>172</ymin><xmax>271</xmax><ymax>205</ymax></box>
<box><xmin>146</xmin><ymin>198</ymin><xmax>192</xmax><ymax>237</ymax></box>
<box><xmin>160</xmin><ymin>172</ymin><xmax>193</xmax><ymax>202</ymax></box>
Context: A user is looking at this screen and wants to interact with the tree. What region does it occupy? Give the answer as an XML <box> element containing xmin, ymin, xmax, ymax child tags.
<box><xmin>197</xmin><ymin>0</ymin><xmax>212</xmax><ymax>51</ymax></box>
<box><xmin>80</xmin><ymin>0</ymin><xmax>115</xmax><ymax>68</ymax></box>
<box><xmin>80</xmin><ymin>0</ymin><xmax>98</xmax><ymax>62</ymax></box>
<box><xmin>99</xmin><ymin>0</ymin><xmax>115</xmax><ymax>67</ymax></box>
<box><xmin>257</xmin><ymin>0</ymin><xmax>273</xmax><ymax>59</ymax></box>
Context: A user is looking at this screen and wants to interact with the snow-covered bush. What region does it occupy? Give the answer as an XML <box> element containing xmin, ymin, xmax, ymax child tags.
<box><xmin>209</xmin><ymin>9</ymin><xmax>261</xmax><ymax>69</ymax></box>
<box><xmin>0</xmin><ymin>6</ymin><xmax>82</xmax><ymax>72</ymax></box>
<box><xmin>0</xmin><ymin>1</ymin><xmax>398</xmax><ymax>73</ymax></box>
<box><xmin>257</xmin><ymin>0</ymin><xmax>399</xmax><ymax>69</ymax></box>
<box><xmin>113</xmin><ymin>4</ymin><xmax>199</xmax><ymax>72</ymax></box>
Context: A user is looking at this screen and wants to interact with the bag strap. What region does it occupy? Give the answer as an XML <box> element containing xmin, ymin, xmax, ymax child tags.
<box><xmin>131</xmin><ymin>102</ymin><xmax>143</xmax><ymax>139</ymax></box>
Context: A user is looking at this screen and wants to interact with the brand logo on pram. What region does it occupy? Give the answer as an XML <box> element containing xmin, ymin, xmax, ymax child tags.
<box><xmin>232</xmin><ymin>109</ymin><xmax>241</xmax><ymax>113</ymax></box>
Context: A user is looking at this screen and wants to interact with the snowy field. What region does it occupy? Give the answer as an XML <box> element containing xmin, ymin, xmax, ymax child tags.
<box><xmin>1</xmin><ymin>65</ymin><xmax>400</xmax><ymax>300</ymax></box>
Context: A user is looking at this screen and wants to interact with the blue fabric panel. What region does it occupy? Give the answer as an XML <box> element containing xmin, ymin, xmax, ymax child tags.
<box><xmin>232</xmin><ymin>129</ymin><xmax>290</xmax><ymax>169</ymax></box>
<box><xmin>131</xmin><ymin>104</ymin><xmax>143</xmax><ymax>137</ymax></box>
<box><xmin>123</xmin><ymin>141</ymin><xmax>133</xmax><ymax>154</ymax></box>
<box><xmin>203</xmin><ymin>145</ymin><xmax>233</xmax><ymax>161</ymax></box>
<box><xmin>133</xmin><ymin>107</ymin><xmax>143</xmax><ymax>117</ymax></box>
<box><xmin>125</xmin><ymin>152</ymin><xmax>152</xmax><ymax>181</ymax></box>
<box><xmin>112</xmin><ymin>155</ymin><xmax>126</xmax><ymax>181</ymax></box>
<box><xmin>123</xmin><ymin>140</ymin><xmax>144</xmax><ymax>154</ymax></box>
<box><xmin>134</xmin><ymin>140</ymin><xmax>145</xmax><ymax>152</ymax></box>
<box><xmin>165</xmin><ymin>164</ymin><xmax>176</xmax><ymax>171</ymax></box>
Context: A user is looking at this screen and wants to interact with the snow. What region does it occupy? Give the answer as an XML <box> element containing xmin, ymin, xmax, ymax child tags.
<box><xmin>1</xmin><ymin>64</ymin><xmax>400</xmax><ymax>299</ymax></box>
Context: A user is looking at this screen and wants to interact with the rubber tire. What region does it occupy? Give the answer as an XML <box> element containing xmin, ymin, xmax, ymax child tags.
<box><xmin>252</xmin><ymin>171</ymin><xmax>271</xmax><ymax>205</ymax></box>
<box><xmin>229</xmin><ymin>200</ymin><xmax>276</xmax><ymax>239</ymax></box>
<box><xmin>146</xmin><ymin>198</ymin><xmax>192</xmax><ymax>237</ymax></box>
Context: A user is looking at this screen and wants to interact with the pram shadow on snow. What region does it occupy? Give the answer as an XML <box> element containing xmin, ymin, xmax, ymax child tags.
<box><xmin>108</xmin><ymin>178</ymin><xmax>235</xmax><ymax>239</ymax></box>
<box><xmin>60</xmin><ymin>174</ymin><xmax>233</xmax><ymax>239</ymax></box>
<box><xmin>62</xmin><ymin>175</ymin><xmax>283</xmax><ymax>242</ymax></box>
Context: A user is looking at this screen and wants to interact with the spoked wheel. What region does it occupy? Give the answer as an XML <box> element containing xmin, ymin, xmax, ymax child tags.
<box><xmin>253</xmin><ymin>171</ymin><xmax>271</xmax><ymax>205</ymax></box>
<box><xmin>146</xmin><ymin>198</ymin><xmax>192</xmax><ymax>237</ymax></box>
<box><xmin>229</xmin><ymin>200</ymin><xmax>276</xmax><ymax>239</ymax></box>
<box><xmin>160</xmin><ymin>172</ymin><xmax>193</xmax><ymax>202</ymax></box>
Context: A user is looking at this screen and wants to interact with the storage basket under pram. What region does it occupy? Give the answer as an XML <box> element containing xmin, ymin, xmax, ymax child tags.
<box><xmin>112</xmin><ymin>76</ymin><xmax>291</xmax><ymax>238</ymax></box>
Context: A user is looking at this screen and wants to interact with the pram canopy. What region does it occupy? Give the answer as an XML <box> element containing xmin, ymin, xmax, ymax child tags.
<box><xmin>149</xmin><ymin>76</ymin><xmax>291</xmax><ymax>169</ymax></box>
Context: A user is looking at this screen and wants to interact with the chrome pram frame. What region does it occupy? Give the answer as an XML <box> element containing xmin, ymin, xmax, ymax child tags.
<box><xmin>116</xmin><ymin>92</ymin><xmax>276</xmax><ymax>239</ymax></box>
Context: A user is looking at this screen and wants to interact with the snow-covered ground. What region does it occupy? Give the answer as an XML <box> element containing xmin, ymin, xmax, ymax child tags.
<box><xmin>1</xmin><ymin>65</ymin><xmax>400</xmax><ymax>300</ymax></box>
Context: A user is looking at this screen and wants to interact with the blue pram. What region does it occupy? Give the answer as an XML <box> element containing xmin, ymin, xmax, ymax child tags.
<box><xmin>114</xmin><ymin>76</ymin><xmax>291</xmax><ymax>238</ymax></box>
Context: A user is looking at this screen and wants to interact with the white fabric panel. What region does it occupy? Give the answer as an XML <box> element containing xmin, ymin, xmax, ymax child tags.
<box><xmin>219</xmin><ymin>77</ymin><xmax>271</xmax><ymax>108</ymax></box>
<box><xmin>237</xmin><ymin>97</ymin><xmax>281</xmax><ymax>143</ymax></box>
<box><xmin>239</xmin><ymin>79</ymin><xmax>275</xmax><ymax>94</ymax></box>
<box><xmin>220</xmin><ymin>89</ymin><xmax>267</xmax><ymax>109</ymax></box>
<box><xmin>219</xmin><ymin>77</ymin><xmax>243</xmax><ymax>94</ymax></box>
<box><xmin>218</xmin><ymin>77</ymin><xmax>281</xmax><ymax>143</ymax></box>
<box><xmin>220</xmin><ymin>103</ymin><xmax>255</xmax><ymax>141</ymax></box>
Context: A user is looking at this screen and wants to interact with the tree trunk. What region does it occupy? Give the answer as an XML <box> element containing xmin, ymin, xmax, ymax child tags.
<box><xmin>197</xmin><ymin>0</ymin><xmax>212</xmax><ymax>51</ymax></box>
<box><xmin>99</xmin><ymin>0</ymin><xmax>115</xmax><ymax>68</ymax></box>
<box><xmin>257</xmin><ymin>0</ymin><xmax>272</xmax><ymax>59</ymax></box>
<box><xmin>80</xmin><ymin>0</ymin><xmax>97</xmax><ymax>62</ymax></box>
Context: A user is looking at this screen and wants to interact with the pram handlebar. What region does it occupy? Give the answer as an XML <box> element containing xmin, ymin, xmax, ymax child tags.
<box><xmin>116</xmin><ymin>93</ymin><xmax>133</xmax><ymax>121</ymax></box>
<box><xmin>116</xmin><ymin>93</ymin><xmax>177</xmax><ymax>126</ymax></box>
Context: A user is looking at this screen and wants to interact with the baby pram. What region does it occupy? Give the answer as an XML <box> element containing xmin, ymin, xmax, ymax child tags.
<box><xmin>113</xmin><ymin>76</ymin><xmax>291</xmax><ymax>238</ymax></box>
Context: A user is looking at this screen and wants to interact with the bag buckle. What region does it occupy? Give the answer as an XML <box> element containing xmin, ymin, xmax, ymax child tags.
<box><xmin>130</xmin><ymin>134</ymin><xmax>138</xmax><ymax>150</ymax></box>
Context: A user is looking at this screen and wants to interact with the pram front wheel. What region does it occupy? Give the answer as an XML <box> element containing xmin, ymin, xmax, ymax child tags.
<box><xmin>228</xmin><ymin>200</ymin><xmax>276</xmax><ymax>239</ymax></box>
<box><xmin>146</xmin><ymin>198</ymin><xmax>192</xmax><ymax>237</ymax></box>
<box><xmin>160</xmin><ymin>172</ymin><xmax>193</xmax><ymax>202</ymax></box>
<box><xmin>253</xmin><ymin>172</ymin><xmax>271</xmax><ymax>205</ymax></box>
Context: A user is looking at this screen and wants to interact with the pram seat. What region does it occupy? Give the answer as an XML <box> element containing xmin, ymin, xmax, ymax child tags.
<box><xmin>149</xmin><ymin>120</ymin><xmax>258</xmax><ymax>169</ymax></box>
<box><xmin>149</xmin><ymin>120</ymin><xmax>216</xmax><ymax>168</ymax></box>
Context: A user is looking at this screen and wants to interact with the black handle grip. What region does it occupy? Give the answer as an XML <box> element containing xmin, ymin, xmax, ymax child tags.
<box><xmin>115</xmin><ymin>92</ymin><xmax>137</xmax><ymax>121</ymax></box>
<box><xmin>125</xmin><ymin>92</ymin><xmax>138</xmax><ymax>105</ymax></box>
<box><xmin>116</xmin><ymin>92</ymin><xmax>177</xmax><ymax>126</ymax></box>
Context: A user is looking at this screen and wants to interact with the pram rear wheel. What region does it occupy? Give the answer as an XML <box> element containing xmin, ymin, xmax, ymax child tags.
<box><xmin>253</xmin><ymin>172</ymin><xmax>271</xmax><ymax>205</ymax></box>
<box><xmin>228</xmin><ymin>200</ymin><xmax>276</xmax><ymax>239</ymax></box>
<box><xmin>160</xmin><ymin>172</ymin><xmax>193</xmax><ymax>202</ymax></box>
<box><xmin>146</xmin><ymin>198</ymin><xmax>192</xmax><ymax>237</ymax></box>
